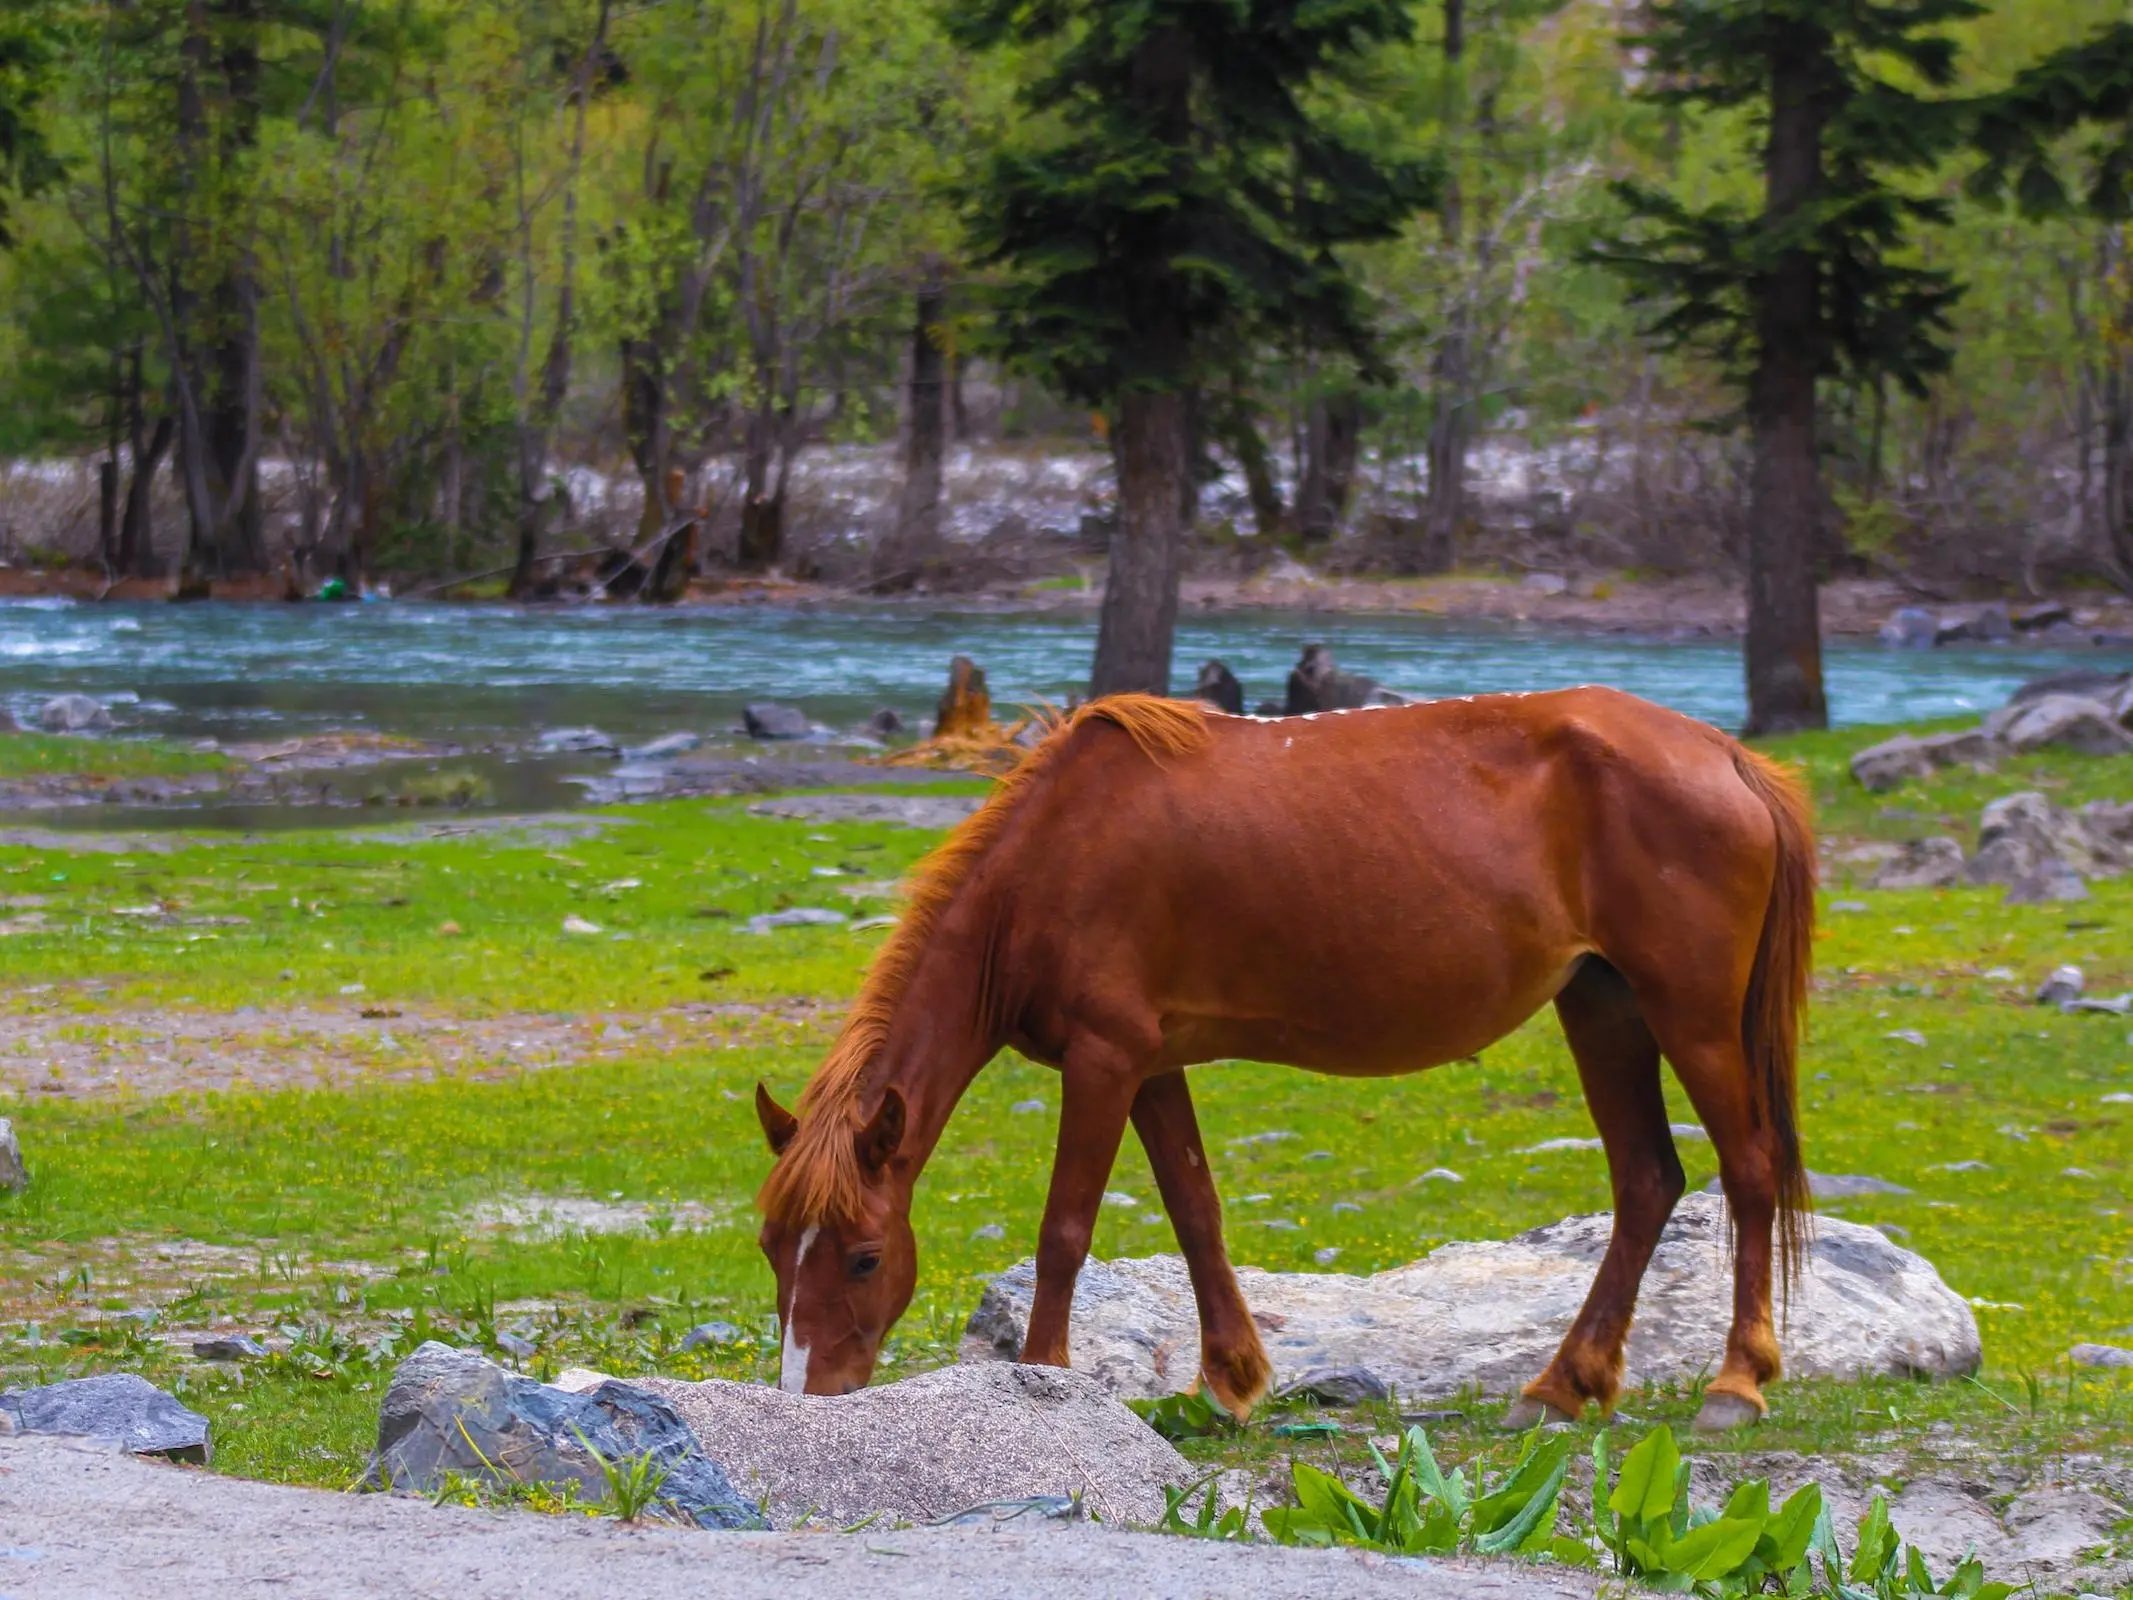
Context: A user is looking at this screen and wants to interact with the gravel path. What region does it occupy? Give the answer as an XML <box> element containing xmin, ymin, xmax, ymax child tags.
<box><xmin>0</xmin><ymin>1434</ymin><xmax>1598</xmax><ymax>1600</ymax></box>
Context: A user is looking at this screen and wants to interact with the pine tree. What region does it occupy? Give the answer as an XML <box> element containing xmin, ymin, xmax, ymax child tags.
<box><xmin>1968</xmin><ymin>22</ymin><xmax>2133</xmax><ymax>580</ymax></box>
<box><xmin>949</xmin><ymin>0</ymin><xmax>1436</xmax><ymax>695</ymax></box>
<box><xmin>1592</xmin><ymin>0</ymin><xmax>1978</xmax><ymax>734</ymax></box>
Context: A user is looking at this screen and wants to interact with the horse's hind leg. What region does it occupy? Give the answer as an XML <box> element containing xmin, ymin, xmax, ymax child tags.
<box><xmin>1504</xmin><ymin>957</ymin><xmax>1683</xmax><ymax>1428</ymax></box>
<box><xmin>1131</xmin><ymin>1070</ymin><xmax>1272</xmax><ymax>1417</ymax></box>
<box><xmin>1649</xmin><ymin>1024</ymin><xmax>1785</xmax><ymax>1431</ymax></box>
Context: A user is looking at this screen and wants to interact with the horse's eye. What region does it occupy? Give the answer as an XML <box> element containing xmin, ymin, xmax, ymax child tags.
<box><xmin>849</xmin><ymin>1251</ymin><xmax>881</xmax><ymax>1281</ymax></box>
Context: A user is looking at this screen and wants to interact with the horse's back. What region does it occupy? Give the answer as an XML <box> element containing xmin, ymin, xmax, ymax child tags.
<box><xmin>1004</xmin><ymin>688</ymin><xmax>1777</xmax><ymax>1074</ymax></box>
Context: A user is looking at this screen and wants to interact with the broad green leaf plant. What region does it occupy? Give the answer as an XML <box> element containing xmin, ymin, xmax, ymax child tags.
<box><xmin>1162</xmin><ymin>1422</ymin><xmax>2020</xmax><ymax>1600</ymax></box>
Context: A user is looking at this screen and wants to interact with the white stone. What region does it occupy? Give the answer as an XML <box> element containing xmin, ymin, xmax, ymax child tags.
<box><xmin>0</xmin><ymin>1117</ymin><xmax>24</xmax><ymax>1192</ymax></box>
<box><xmin>958</xmin><ymin>1194</ymin><xmax>1980</xmax><ymax>1401</ymax></box>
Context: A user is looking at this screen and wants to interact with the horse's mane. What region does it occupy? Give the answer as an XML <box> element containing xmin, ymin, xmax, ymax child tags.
<box><xmin>756</xmin><ymin>693</ymin><xmax>1211</xmax><ymax>1226</ymax></box>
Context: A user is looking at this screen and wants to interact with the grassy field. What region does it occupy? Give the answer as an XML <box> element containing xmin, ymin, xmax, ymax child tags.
<box><xmin>0</xmin><ymin>720</ymin><xmax>2128</xmax><ymax>1536</ymax></box>
<box><xmin>0</xmin><ymin>730</ymin><xmax>233</xmax><ymax>781</ymax></box>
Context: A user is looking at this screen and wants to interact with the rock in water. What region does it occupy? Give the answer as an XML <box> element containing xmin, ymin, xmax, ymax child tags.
<box><xmin>0</xmin><ymin>1117</ymin><xmax>25</xmax><ymax>1192</ymax></box>
<box><xmin>39</xmin><ymin>695</ymin><xmax>112</xmax><ymax>734</ymax></box>
<box><xmin>1192</xmin><ymin>659</ymin><xmax>1245</xmax><ymax>716</ymax></box>
<box><xmin>536</xmin><ymin>727</ymin><xmax>620</xmax><ymax>756</ymax></box>
<box><xmin>1283</xmin><ymin>643</ymin><xmax>1382</xmax><ymax>714</ymax></box>
<box><xmin>959</xmin><ymin>1193</ymin><xmax>1979</xmax><ymax>1401</ymax></box>
<box><xmin>742</xmin><ymin>703</ymin><xmax>812</xmax><ymax>741</ymax></box>
<box><xmin>364</xmin><ymin>1343</ymin><xmax>761</xmax><ymax>1529</ymax></box>
<box><xmin>1</xmin><ymin>1373</ymin><xmax>210</xmax><ymax>1462</ymax></box>
<box><xmin>620</xmin><ymin>1363</ymin><xmax>1186</xmax><ymax>1527</ymax></box>
<box><xmin>1877</xmin><ymin>607</ymin><xmax>1940</xmax><ymax>648</ymax></box>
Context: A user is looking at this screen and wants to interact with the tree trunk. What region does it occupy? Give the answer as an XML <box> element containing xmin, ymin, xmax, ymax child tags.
<box><xmin>99</xmin><ymin>458</ymin><xmax>120</xmax><ymax>571</ymax></box>
<box><xmin>1222</xmin><ymin>409</ymin><xmax>1285</xmax><ymax>536</ymax></box>
<box><xmin>207</xmin><ymin>0</ymin><xmax>263</xmax><ymax>574</ymax></box>
<box><xmin>1295</xmin><ymin>391</ymin><xmax>1361</xmax><ymax>541</ymax></box>
<box><xmin>122</xmin><ymin>414</ymin><xmax>174</xmax><ymax>578</ymax></box>
<box><xmin>875</xmin><ymin>280</ymin><xmax>948</xmax><ymax>588</ymax></box>
<box><xmin>737</xmin><ymin>405</ymin><xmax>783</xmax><ymax>570</ymax></box>
<box><xmin>1742</xmin><ymin>25</ymin><xmax>1831</xmax><ymax>735</ymax></box>
<box><xmin>1090</xmin><ymin>389</ymin><xmax>1186</xmax><ymax>696</ymax></box>
<box><xmin>1419</xmin><ymin>0</ymin><xmax>1468</xmax><ymax>575</ymax></box>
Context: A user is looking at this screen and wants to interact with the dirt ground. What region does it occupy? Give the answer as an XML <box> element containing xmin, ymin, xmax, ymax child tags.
<box><xmin>0</xmin><ymin>999</ymin><xmax>837</xmax><ymax>1100</ymax></box>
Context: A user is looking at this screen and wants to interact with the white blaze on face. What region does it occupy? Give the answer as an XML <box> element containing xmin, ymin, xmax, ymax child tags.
<box><xmin>778</xmin><ymin>1224</ymin><xmax>820</xmax><ymax>1394</ymax></box>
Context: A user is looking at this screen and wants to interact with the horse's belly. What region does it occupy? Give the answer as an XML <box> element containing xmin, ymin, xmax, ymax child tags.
<box><xmin>1160</xmin><ymin>948</ymin><xmax>1582</xmax><ymax>1077</ymax></box>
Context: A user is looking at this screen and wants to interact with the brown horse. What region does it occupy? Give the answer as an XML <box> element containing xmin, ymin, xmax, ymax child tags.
<box><xmin>754</xmin><ymin>688</ymin><xmax>1813</xmax><ymax>1431</ymax></box>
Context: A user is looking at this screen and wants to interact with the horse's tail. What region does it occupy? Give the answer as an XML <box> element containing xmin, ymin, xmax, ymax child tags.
<box><xmin>1730</xmin><ymin>745</ymin><xmax>1816</xmax><ymax>1297</ymax></box>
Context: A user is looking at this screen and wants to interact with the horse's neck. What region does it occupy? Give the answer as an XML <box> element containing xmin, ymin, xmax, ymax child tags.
<box><xmin>872</xmin><ymin>913</ymin><xmax>1005</xmax><ymax>1172</ymax></box>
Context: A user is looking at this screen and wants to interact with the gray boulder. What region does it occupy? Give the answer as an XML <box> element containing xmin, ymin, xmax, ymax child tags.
<box><xmin>742</xmin><ymin>703</ymin><xmax>812</xmax><ymax>741</ymax></box>
<box><xmin>1849</xmin><ymin>728</ymin><xmax>1997</xmax><ymax>791</ymax></box>
<box><xmin>1</xmin><ymin>1373</ymin><xmax>209</xmax><ymax>1462</ymax></box>
<box><xmin>2001</xmin><ymin>694</ymin><xmax>2133</xmax><ymax>755</ymax></box>
<box><xmin>960</xmin><ymin>1193</ymin><xmax>1978</xmax><ymax>1402</ymax></box>
<box><xmin>1969</xmin><ymin>791</ymin><xmax>2128</xmax><ymax>887</ymax></box>
<box><xmin>39</xmin><ymin>695</ymin><xmax>112</xmax><ymax>734</ymax></box>
<box><xmin>1869</xmin><ymin>838</ymin><xmax>1966</xmax><ymax>890</ymax></box>
<box><xmin>605</xmin><ymin>1362</ymin><xmax>1189</xmax><ymax>1527</ymax></box>
<box><xmin>364</xmin><ymin>1342</ymin><xmax>762</xmax><ymax>1529</ymax></box>
<box><xmin>2007</xmin><ymin>665</ymin><xmax>2126</xmax><ymax>705</ymax></box>
<box><xmin>1878</xmin><ymin>608</ymin><xmax>1940</xmax><ymax>648</ymax></box>
<box><xmin>2007</xmin><ymin>866</ymin><xmax>2090</xmax><ymax>903</ymax></box>
<box><xmin>0</xmin><ymin>1116</ymin><xmax>24</xmax><ymax>1192</ymax></box>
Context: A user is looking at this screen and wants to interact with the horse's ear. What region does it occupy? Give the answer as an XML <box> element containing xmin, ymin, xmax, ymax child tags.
<box><xmin>755</xmin><ymin>1082</ymin><xmax>799</xmax><ymax>1155</ymax></box>
<box><xmin>855</xmin><ymin>1087</ymin><xmax>906</xmax><ymax>1174</ymax></box>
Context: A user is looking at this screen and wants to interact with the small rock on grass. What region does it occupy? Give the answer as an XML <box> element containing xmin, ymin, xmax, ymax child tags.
<box><xmin>2069</xmin><ymin>1342</ymin><xmax>2133</xmax><ymax>1369</ymax></box>
<box><xmin>1275</xmin><ymin>1367</ymin><xmax>1391</xmax><ymax>1407</ymax></box>
<box><xmin>0</xmin><ymin>1116</ymin><xmax>26</xmax><ymax>1192</ymax></box>
<box><xmin>191</xmin><ymin>1335</ymin><xmax>266</xmax><ymax>1362</ymax></box>
<box><xmin>0</xmin><ymin>1373</ymin><xmax>210</xmax><ymax>1463</ymax></box>
<box><xmin>2037</xmin><ymin>966</ymin><xmax>2086</xmax><ymax>1006</ymax></box>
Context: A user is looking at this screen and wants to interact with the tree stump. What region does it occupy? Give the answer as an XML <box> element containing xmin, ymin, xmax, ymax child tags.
<box><xmin>935</xmin><ymin>656</ymin><xmax>993</xmax><ymax>740</ymax></box>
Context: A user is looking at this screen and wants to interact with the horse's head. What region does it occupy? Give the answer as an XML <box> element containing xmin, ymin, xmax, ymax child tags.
<box><xmin>753</xmin><ymin>1081</ymin><xmax>917</xmax><ymax>1395</ymax></box>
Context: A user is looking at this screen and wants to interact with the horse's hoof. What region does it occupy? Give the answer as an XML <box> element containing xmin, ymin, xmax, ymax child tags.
<box><xmin>1499</xmin><ymin>1397</ymin><xmax>1578</xmax><ymax>1431</ymax></box>
<box><xmin>1693</xmin><ymin>1392</ymin><xmax>1764</xmax><ymax>1432</ymax></box>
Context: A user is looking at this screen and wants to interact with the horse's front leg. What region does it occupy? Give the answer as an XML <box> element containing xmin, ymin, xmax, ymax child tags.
<box><xmin>1019</xmin><ymin>1042</ymin><xmax>1142</xmax><ymax>1369</ymax></box>
<box><xmin>1131</xmin><ymin>1070</ymin><xmax>1272</xmax><ymax>1418</ymax></box>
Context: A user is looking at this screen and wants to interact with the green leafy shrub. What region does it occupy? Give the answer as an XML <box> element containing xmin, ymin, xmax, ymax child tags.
<box><xmin>1171</xmin><ymin>1422</ymin><xmax>2019</xmax><ymax>1598</ymax></box>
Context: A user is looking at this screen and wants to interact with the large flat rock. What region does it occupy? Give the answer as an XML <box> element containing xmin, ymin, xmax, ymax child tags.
<box><xmin>0</xmin><ymin>1432</ymin><xmax>1602</xmax><ymax>1600</ymax></box>
<box><xmin>959</xmin><ymin>1194</ymin><xmax>1980</xmax><ymax>1400</ymax></box>
<box><xmin>622</xmin><ymin>1362</ymin><xmax>1188</xmax><ymax>1526</ymax></box>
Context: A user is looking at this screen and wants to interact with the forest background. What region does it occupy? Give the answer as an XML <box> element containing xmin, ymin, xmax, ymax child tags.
<box><xmin>0</xmin><ymin>0</ymin><xmax>2127</xmax><ymax>637</ymax></box>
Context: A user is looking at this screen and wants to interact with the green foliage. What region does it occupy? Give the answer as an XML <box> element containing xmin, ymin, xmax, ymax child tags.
<box><xmin>1237</xmin><ymin>1423</ymin><xmax>2020</xmax><ymax>1598</ymax></box>
<box><xmin>1592</xmin><ymin>0</ymin><xmax>1981</xmax><ymax>398</ymax></box>
<box><xmin>947</xmin><ymin>0</ymin><xmax>1438</xmax><ymax>404</ymax></box>
<box><xmin>1259</xmin><ymin>1422</ymin><xmax>1572</xmax><ymax>1554</ymax></box>
<box><xmin>1126</xmin><ymin>1389</ymin><xmax>1234</xmax><ymax>1440</ymax></box>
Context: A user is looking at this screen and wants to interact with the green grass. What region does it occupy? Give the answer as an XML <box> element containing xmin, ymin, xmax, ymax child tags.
<box><xmin>0</xmin><ymin>731</ymin><xmax>233</xmax><ymax>781</ymax></box>
<box><xmin>0</xmin><ymin>723</ymin><xmax>2128</xmax><ymax>1522</ymax></box>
